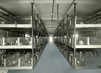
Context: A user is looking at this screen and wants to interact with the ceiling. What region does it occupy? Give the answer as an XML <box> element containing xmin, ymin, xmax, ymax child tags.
<box><xmin>0</xmin><ymin>0</ymin><xmax>101</xmax><ymax>34</ymax></box>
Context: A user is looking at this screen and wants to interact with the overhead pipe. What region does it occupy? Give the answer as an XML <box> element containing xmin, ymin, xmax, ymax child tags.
<box><xmin>52</xmin><ymin>0</ymin><xmax>55</xmax><ymax>15</ymax></box>
<box><xmin>85</xmin><ymin>13</ymin><xmax>101</xmax><ymax>23</ymax></box>
<box><xmin>63</xmin><ymin>0</ymin><xmax>75</xmax><ymax>20</ymax></box>
<box><xmin>0</xmin><ymin>7</ymin><xmax>15</xmax><ymax>16</ymax></box>
<box><xmin>0</xmin><ymin>13</ymin><xmax>16</xmax><ymax>23</ymax></box>
<box><xmin>84</xmin><ymin>10</ymin><xmax>101</xmax><ymax>23</ymax></box>
<box><xmin>0</xmin><ymin>15</ymin><xmax>15</xmax><ymax>23</ymax></box>
<box><xmin>57</xmin><ymin>4</ymin><xmax>59</xmax><ymax>20</ymax></box>
<box><xmin>33</xmin><ymin>0</ymin><xmax>48</xmax><ymax>36</ymax></box>
<box><xmin>67</xmin><ymin>0</ymin><xmax>76</xmax><ymax>13</ymax></box>
<box><xmin>56</xmin><ymin>0</ymin><xmax>75</xmax><ymax>28</ymax></box>
<box><xmin>51</xmin><ymin>0</ymin><xmax>55</xmax><ymax>33</ymax></box>
<box><xmin>54</xmin><ymin>0</ymin><xmax>75</xmax><ymax>36</ymax></box>
<box><xmin>0</xmin><ymin>7</ymin><xmax>17</xmax><ymax>22</ymax></box>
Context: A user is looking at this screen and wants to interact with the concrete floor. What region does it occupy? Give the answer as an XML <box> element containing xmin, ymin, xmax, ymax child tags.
<box><xmin>8</xmin><ymin>42</ymin><xmax>101</xmax><ymax>73</ymax></box>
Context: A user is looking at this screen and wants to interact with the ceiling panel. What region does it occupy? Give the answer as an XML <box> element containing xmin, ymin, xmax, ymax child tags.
<box><xmin>0</xmin><ymin>0</ymin><xmax>101</xmax><ymax>34</ymax></box>
<box><xmin>0</xmin><ymin>3</ymin><xmax>32</xmax><ymax>16</ymax></box>
<box><xmin>0</xmin><ymin>0</ymin><xmax>33</xmax><ymax>3</ymax></box>
<box><xmin>35</xmin><ymin>0</ymin><xmax>72</xmax><ymax>33</ymax></box>
<box><xmin>36</xmin><ymin>3</ymin><xmax>52</xmax><ymax>18</ymax></box>
<box><xmin>68</xmin><ymin>0</ymin><xmax>101</xmax><ymax>17</ymax></box>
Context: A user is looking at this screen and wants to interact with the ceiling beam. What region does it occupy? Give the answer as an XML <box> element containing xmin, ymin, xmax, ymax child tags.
<box><xmin>35</xmin><ymin>0</ymin><xmax>72</xmax><ymax>4</ymax></box>
<box><xmin>20</xmin><ymin>17</ymin><xmax>62</xmax><ymax>20</ymax></box>
<box><xmin>0</xmin><ymin>6</ymin><xmax>17</xmax><ymax>23</ymax></box>
<box><xmin>33</xmin><ymin>0</ymin><xmax>101</xmax><ymax>4</ymax></box>
<box><xmin>42</xmin><ymin>17</ymin><xmax>62</xmax><ymax>20</ymax></box>
<box><xmin>0</xmin><ymin>0</ymin><xmax>73</xmax><ymax>4</ymax></box>
<box><xmin>0</xmin><ymin>15</ymin><xmax>15</xmax><ymax>23</ymax></box>
<box><xmin>0</xmin><ymin>0</ymin><xmax>100</xmax><ymax>4</ymax></box>
<box><xmin>0</xmin><ymin>6</ymin><xmax>15</xmax><ymax>16</ymax></box>
<box><xmin>46</xmin><ymin>27</ymin><xmax>56</xmax><ymax>28</ymax></box>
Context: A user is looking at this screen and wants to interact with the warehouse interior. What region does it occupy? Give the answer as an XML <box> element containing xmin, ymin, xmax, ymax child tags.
<box><xmin>0</xmin><ymin>0</ymin><xmax>101</xmax><ymax>73</ymax></box>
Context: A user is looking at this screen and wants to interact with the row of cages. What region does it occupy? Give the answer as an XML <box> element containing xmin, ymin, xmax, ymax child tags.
<box><xmin>0</xmin><ymin>50</ymin><xmax>32</xmax><ymax>67</ymax></box>
<box><xmin>75</xmin><ymin>37</ymin><xmax>101</xmax><ymax>45</ymax></box>
<box><xmin>0</xmin><ymin>37</ymin><xmax>48</xmax><ymax>68</ymax></box>
<box><xmin>0</xmin><ymin>37</ymin><xmax>48</xmax><ymax>46</ymax></box>
<box><xmin>0</xmin><ymin>37</ymin><xmax>32</xmax><ymax>46</ymax></box>
<box><xmin>54</xmin><ymin>37</ymin><xmax>101</xmax><ymax>46</ymax></box>
<box><xmin>55</xmin><ymin>41</ymin><xmax>101</xmax><ymax>68</ymax></box>
<box><xmin>68</xmin><ymin>50</ymin><xmax>101</xmax><ymax>68</ymax></box>
<box><xmin>0</xmin><ymin>49</ymin><xmax>44</xmax><ymax>68</ymax></box>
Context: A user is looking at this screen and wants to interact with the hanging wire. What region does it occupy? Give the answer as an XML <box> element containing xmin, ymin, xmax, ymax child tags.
<box><xmin>51</xmin><ymin>0</ymin><xmax>55</xmax><ymax>34</ymax></box>
<box><xmin>57</xmin><ymin>4</ymin><xmax>59</xmax><ymax>20</ymax></box>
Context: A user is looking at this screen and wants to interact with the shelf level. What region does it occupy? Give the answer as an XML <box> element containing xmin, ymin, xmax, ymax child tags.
<box><xmin>76</xmin><ymin>45</ymin><xmax>101</xmax><ymax>49</ymax></box>
<box><xmin>0</xmin><ymin>45</ymin><xmax>32</xmax><ymax>49</ymax></box>
<box><xmin>0</xmin><ymin>66</ymin><xmax>32</xmax><ymax>70</ymax></box>
<box><xmin>76</xmin><ymin>24</ymin><xmax>101</xmax><ymax>28</ymax></box>
<box><xmin>0</xmin><ymin>24</ymin><xmax>31</xmax><ymax>28</ymax></box>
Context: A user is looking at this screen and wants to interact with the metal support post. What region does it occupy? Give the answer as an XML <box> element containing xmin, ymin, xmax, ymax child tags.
<box><xmin>18</xmin><ymin>58</ymin><xmax>20</xmax><ymax>67</ymax></box>
<box><xmin>31</xmin><ymin>3</ymin><xmax>34</xmax><ymax>69</ymax></box>
<box><xmin>4</xmin><ymin>59</ymin><xmax>6</xmax><ymax>67</ymax></box>
<box><xmin>2</xmin><ymin>37</ymin><xmax>5</xmax><ymax>46</ymax></box>
<box><xmin>18</xmin><ymin>37</ymin><xmax>20</xmax><ymax>46</ymax></box>
<box><xmin>73</xmin><ymin>3</ymin><xmax>77</xmax><ymax>68</ymax></box>
<box><xmin>63</xmin><ymin>21</ymin><xmax>65</xmax><ymax>44</ymax></box>
<box><xmin>96</xmin><ymin>14</ymin><xmax>98</xmax><ymax>24</ymax></box>
<box><xmin>87</xmin><ymin>37</ymin><xmax>89</xmax><ymax>45</ymax></box>
<box><xmin>66</xmin><ymin>14</ymin><xmax>69</xmax><ymax>45</ymax></box>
